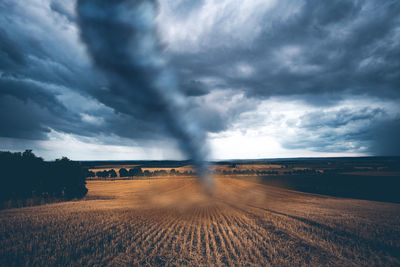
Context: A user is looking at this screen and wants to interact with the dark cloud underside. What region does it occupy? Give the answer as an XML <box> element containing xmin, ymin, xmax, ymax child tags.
<box><xmin>168</xmin><ymin>0</ymin><xmax>400</xmax><ymax>101</ymax></box>
<box><xmin>0</xmin><ymin>0</ymin><xmax>399</xmax><ymax>157</ymax></box>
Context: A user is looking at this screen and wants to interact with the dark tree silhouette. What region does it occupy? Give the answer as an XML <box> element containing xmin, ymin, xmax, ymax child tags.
<box><xmin>119</xmin><ymin>168</ymin><xmax>129</xmax><ymax>177</ymax></box>
<box><xmin>128</xmin><ymin>166</ymin><xmax>143</xmax><ymax>177</ymax></box>
<box><xmin>0</xmin><ymin>150</ymin><xmax>88</xmax><ymax>204</ymax></box>
<box><xmin>109</xmin><ymin>169</ymin><xmax>117</xmax><ymax>179</ymax></box>
<box><xmin>96</xmin><ymin>170</ymin><xmax>110</xmax><ymax>178</ymax></box>
<box><xmin>86</xmin><ymin>170</ymin><xmax>95</xmax><ymax>178</ymax></box>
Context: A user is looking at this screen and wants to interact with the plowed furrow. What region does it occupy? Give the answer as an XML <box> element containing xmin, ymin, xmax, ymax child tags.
<box><xmin>206</xmin><ymin>206</ymin><xmax>223</xmax><ymax>266</ymax></box>
<box><xmin>195</xmin><ymin>215</ymin><xmax>202</xmax><ymax>254</ymax></box>
<box><xmin>179</xmin><ymin>212</ymin><xmax>195</xmax><ymax>255</ymax></box>
<box><xmin>222</xmin><ymin>204</ymin><xmax>276</xmax><ymax>262</ymax></box>
<box><xmin>210</xmin><ymin>207</ymin><xmax>237</xmax><ymax>266</ymax></box>
<box><xmin>216</xmin><ymin>206</ymin><xmax>262</xmax><ymax>264</ymax></box>
<box><xmin>230</xmin><ymin>203</ymin><xmax>341</xmax><ymax>264</ymax></box>
<box><xmin>152</xmin><ymin>216</ymin><xmax>183</xmax><ymax>258</ymax></box>
<box><xmin>202</xmin><ymin>209</ymin><xmax>213</xmax><ymax>265</ymax></box>
<box><xmin>129</xmin><ymin>211</ymin><xmax>171</xmax><ymax>255</ymax></box>
<box><xmin>142</xmin><ymin>211</ymin><xmax>181</xmax><ymax>258</ymax></box>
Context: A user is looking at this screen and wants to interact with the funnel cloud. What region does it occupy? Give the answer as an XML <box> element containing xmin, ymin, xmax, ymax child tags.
<box><xmin>76</xmin><ymin>0</ymin><xmax>211</xmax><ymax>182</ymax></box>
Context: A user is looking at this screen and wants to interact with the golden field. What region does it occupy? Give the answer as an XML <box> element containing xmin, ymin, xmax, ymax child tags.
<box><xmin>1</xmin><ymin>177</ymin><xmax>399</xmax><ymax>266</ymax></box>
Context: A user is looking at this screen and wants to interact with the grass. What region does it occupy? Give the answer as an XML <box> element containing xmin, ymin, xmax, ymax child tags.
<box><xmin>1</xmin><ymin>177</ymin><xmax>399</xmax><ymax>266</ymax></box>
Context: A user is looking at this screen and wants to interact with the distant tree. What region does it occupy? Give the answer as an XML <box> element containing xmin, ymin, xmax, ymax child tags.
<box><xmin>86</xmin><ymin>170</ymin><xmax>95</xmax><ymax>178</ymax></box>
<box><xmin>119</xmin><ymin>168</ymin><xmax>129</xmax><ymax>177</ymax></box>
<box><xmin>96</xmin><ymin>171</ymin><xmax>105</xmax><ymax>178</ymax></box>
<box><xmin>109</xmin><ymin>169</ymin><xmax>117</xmax><ymax>179</ymax></box>
<box><xmin>129</xmin><ymin>166</ymin><xmax>143</xmax><ymax>176</ymax></box>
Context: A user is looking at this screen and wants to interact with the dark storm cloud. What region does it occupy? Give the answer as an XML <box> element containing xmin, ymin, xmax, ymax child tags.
<box><xmin>0</xmin><ymin>95</ymin><xmax>50</xmax><ymax>140</ymax></box>
<box><xmin>0</xmin><ymin>0</ymin><xmax>189</xmax><ymax>146</ymax></box>
<box><xmin>168</xmin><ymin>0</ymin><xmax>400</xmax><ymax>102</ymax></box>
<box><xmin>0</xmin><ymin>70</ymin><xmax>176</xmax><ymax>142</ymax></box>
<box><xmin>0</xmin><ymin>29</ymin><xmax>26</xmax><ymax>68</ymax></box>
<box><xmin>297</xmin><ymin>108</ymin><xmax>385</xmax><ymax>129</ymax></box>
<box><xmin>1</xmin><ymin>0</ymin><xmax>399</xmax><ymax>156</ymax></box>
<box><xmin>159</xmin><ymin>0</ymin><xmax>400</xmax><ymax>155</ymax></box>
<box><xmin>370</xmin><ymin>118</ymin><xmax>400</xmax><ymax>156</ymax></box>
<box><xmin>0</xmin><ymin>75</ymin><xmax>77</xmax><ymax>139</ymax></box>
<box><xmin>181</xmin><ymin>80</ymin><xmax>210</xmax><ymax>97</ymax></box>
<box><xmin>0</xmin><ymin>74</ymin><xmax>119</xmax><ymax>140</ymax></box>
<box><xmin>190</xmin><ymin>91</ymin><xmax>257</xmax><ymax>133</ymax></box>
<box><xmin>281</xmin><ymin>107</ymin><xmax>394</xmax><ymax>153</ymax></box>
<box><xmin>49</xmin><ymin>1</ymin><xmax>76</xmax><ymax>22</ymax></box>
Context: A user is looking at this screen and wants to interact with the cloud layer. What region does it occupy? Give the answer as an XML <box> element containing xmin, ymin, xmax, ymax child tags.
<box><xmin>0</xmin><ymin>0</ymin><xmax>399</xmax><ymax>159</ymax></box>
<box><xmin>162</xmin><ymin>0</ymin><xmax>400</xmax><ymax>101</ymax></box>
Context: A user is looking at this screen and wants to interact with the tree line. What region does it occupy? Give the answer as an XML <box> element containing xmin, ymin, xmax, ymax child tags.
<box><xmin>0</xmin><ymin>150</ymin><xmax>88</xmax><ymax>202</ymax></box>
<box><xmin>85</xmin><ymin>167</ymin><xmax>325</xmax><ymax>179</ymax></box>
<box><xmin>86</xmin><ymin>167</ymin><xmax>317</xmax><ymax>179</ymax></box>
<box><xmin>86</xmin><ymin>167</ymin><xmax>196</xmax><ymax>179</ymax></box>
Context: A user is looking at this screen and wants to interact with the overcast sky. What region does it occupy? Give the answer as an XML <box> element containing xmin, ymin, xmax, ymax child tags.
<box><xmin>1</xmin><ymin>0</ymin><xmax>400</xmax><ymax>160</ymax></box>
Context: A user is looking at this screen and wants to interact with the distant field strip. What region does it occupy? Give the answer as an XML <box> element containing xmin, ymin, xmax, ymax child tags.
<box><xmin>1</xmin><ymin>178</ymin><xmax>399</xmax><ymax>266</ymax></box>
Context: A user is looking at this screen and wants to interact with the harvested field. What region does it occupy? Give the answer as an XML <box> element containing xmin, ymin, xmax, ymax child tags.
<box><xmin>217</xmin><ymin>164</ymin><xmax>283</xmax><ymax>170</ymax></box>
<box><xmin>140</xmin><ymin>166</ymin><xmax>195</xmax><ymax>173</ymax></box>
<box><xmin>1</xmin><ymin>177</ymin><xmax>399</xmax><ymax>266</ymax></box>
<box><xmin>90</xmin><ymin>165</ymin><xmax>141</xmax><ymax>170</ymax></box>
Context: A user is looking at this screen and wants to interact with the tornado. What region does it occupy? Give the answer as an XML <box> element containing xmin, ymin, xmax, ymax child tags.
<box><xmin>76</xmin><ymin>0</ymin><xmax>212</xmax><ymax>185</ymax></box>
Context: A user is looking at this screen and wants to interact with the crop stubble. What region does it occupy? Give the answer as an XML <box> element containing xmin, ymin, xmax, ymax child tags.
<box><xmin>1</xmin><ymin>177</ymin><xmax>399</xmax><ymax>266</ymax></box>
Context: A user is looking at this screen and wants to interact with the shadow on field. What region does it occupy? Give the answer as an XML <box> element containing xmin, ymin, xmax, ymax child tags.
<box><xmin>256</xmin><ymin>174</ymin><xmax>400</xmax><ymax>203</ymax></box>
